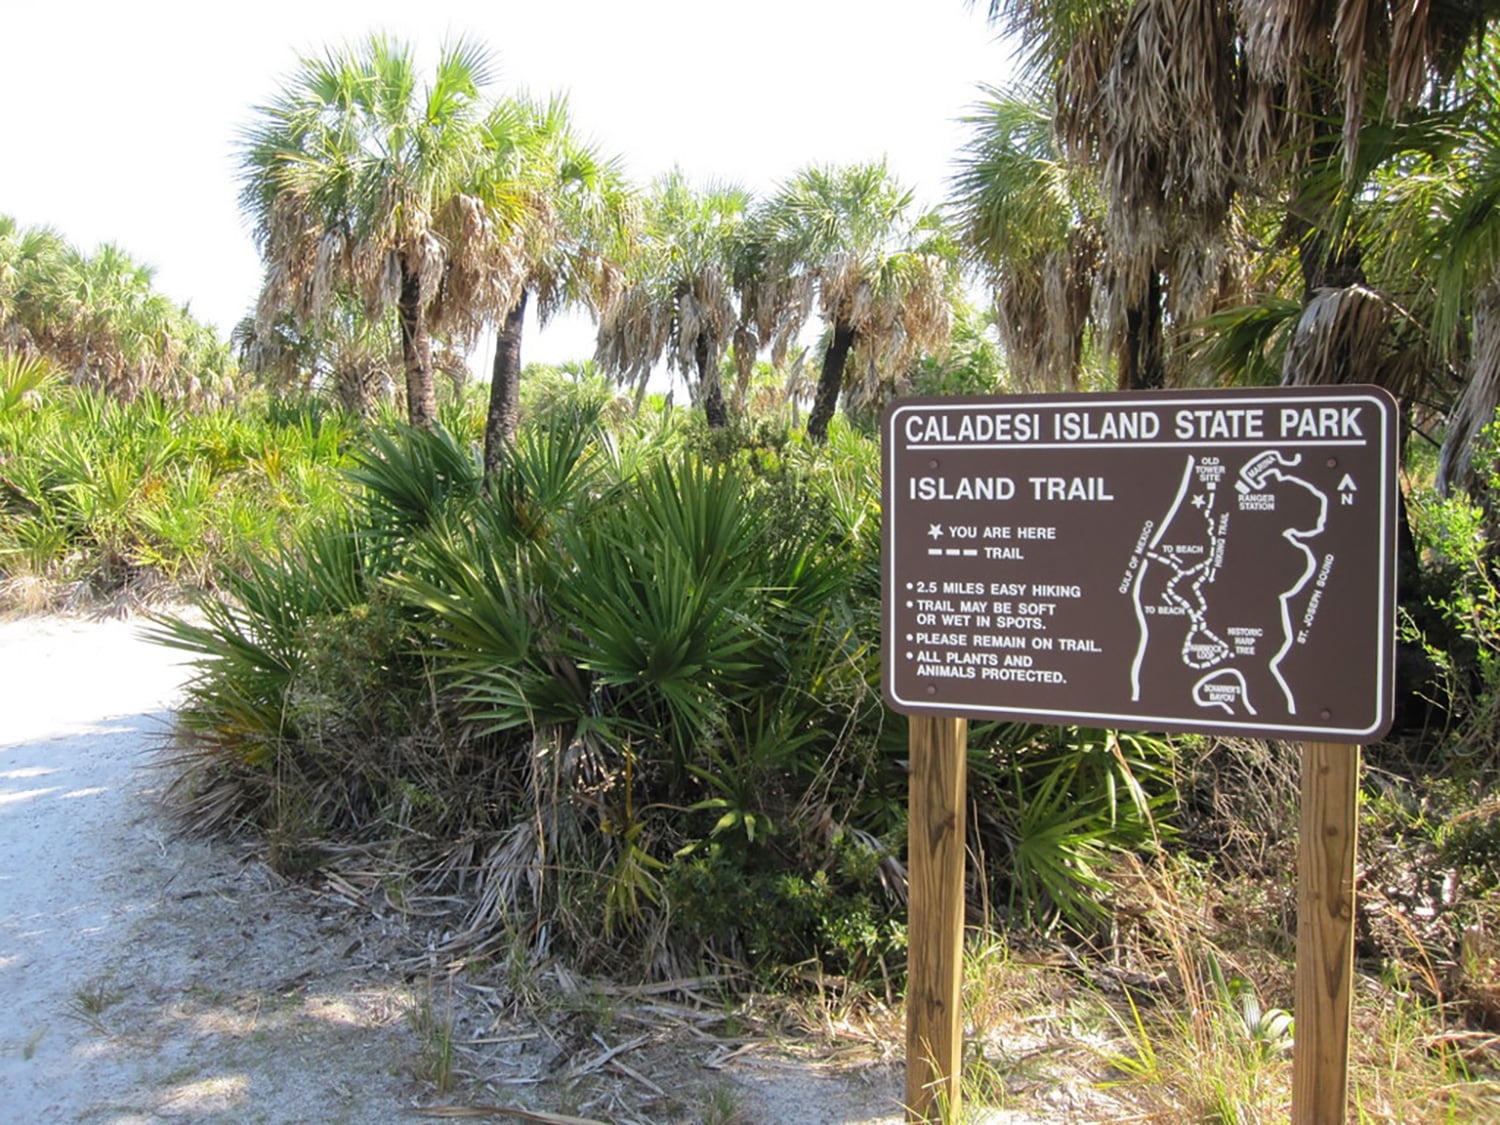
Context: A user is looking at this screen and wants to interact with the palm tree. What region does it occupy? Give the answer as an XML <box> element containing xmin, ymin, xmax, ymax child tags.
<box><xmin>977</xmin><ymin>0</ymin><xmax>1248</xmax><ymax>391</ymax></box>
<box><xmin>1417</xmin><ymin>40</ymin><xmax>1500</xmax><ymax>493</ymax></box>
<box><xmin>58</xmin><ymin>243</ymin><xmax>177</xmax><ymax>398</ymax></box>
<box><xmin>2</xmin><ymin>218</ymin><xmax>230</xmax><ymax>404</ymax></box>
<box><xmin>950</xmin><ymin>88</ymin><xmax>1101</xmax><ymax>391</ymax></box>
<box><xmin>239</xmin><ymin>34</ymin><xmax>506</xmax><ymax>428</ymax></box>
<box><xmin>975</xmin><ymin>0</ymin><xmax>1496</xmax><ymax>402</ymax></box>
<box><xmin>968</xmin><ymin>0</ymin><xmax>1500</xmax><ymax>712</ymax></box>
<box><xmin>595</xmin><ymin>172</ymin><xmax>747</xmax><ymax>428</ymax></box>
<box><xmin>0</xmin><ymin>217</ymin><xmax>70</xmax><ymax>357</ymax></box>
<box><xmin>235</xmin><ymin>302</ymin><xmax>403</xmax><ymax>414</ymax></box>
<box><xmin>478</xmin><ymin>93</ymin><xmax>633</xmax><ymax>475</ymax></box>
<box><xmin>759</xmin><ymin>161</ymin><xmax>954</xmax><ymax>442</ymax></box>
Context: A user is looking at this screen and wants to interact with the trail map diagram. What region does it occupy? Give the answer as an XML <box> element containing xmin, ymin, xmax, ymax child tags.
<box><xmin>1127</xmin><ymin>450</ymin><xmax>1337</xmax><ymax>722</ymax></box>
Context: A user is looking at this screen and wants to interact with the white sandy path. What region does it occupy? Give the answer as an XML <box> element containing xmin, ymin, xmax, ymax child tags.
<box><xmin>0</xmin><ymin>615</ymin><xmax>193</xmax><ymax>1116</ymax></box>
<box><xmin>0</xmin><ymin>615</ymin><xmax>1056</xmax><ymax>1125</ymax></box>
<box><xmin>0</xmin><ymin>615</ymin><xmax>421</xmax><ymax>1123</ymax></box>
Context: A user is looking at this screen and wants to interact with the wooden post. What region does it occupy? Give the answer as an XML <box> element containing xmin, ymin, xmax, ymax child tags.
<box><xmin>905</xmin><ymin>715</ymin><xmax>968</xmax><ymax>1124</ymax></box>
<box><xmin>1292</xmin><ymin>740</ymin><xmax>1361</xmax><ymax>1125</ymax></box>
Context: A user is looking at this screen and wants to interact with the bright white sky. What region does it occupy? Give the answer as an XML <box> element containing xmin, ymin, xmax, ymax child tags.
<box><xmin>5</xmin><ymin>1</ymin><xmax>1014</xmax><ymax>368</ymax></box>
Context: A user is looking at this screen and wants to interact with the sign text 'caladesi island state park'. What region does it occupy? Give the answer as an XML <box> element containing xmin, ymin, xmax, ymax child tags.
<box><xmin>881</xmin><ymin>386</ymin><xmax>1399</xmax><ymax>741</ymax></box>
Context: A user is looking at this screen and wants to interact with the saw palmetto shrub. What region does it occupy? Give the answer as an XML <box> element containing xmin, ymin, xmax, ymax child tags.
<box><xmin>155</xmin><ymin>397</ymin><xmax>1193</xmax><ymax>982</ymax></box>
<box><xmin>0</xmin><ymin>371</ymin><xmax>355</xmax><ymax>607</ymax></box>
<box><xmin>155</xmin><ymin>402</ymin><xmax>915</xmax><ymax>978</ymax></box>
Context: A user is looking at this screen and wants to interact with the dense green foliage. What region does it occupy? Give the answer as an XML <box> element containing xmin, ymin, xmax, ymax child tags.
<box><xmin>129</xmin><ymin>381</ymin><xmax>1185</xmax><ymax>978</ymax></box>
<box><xmin>6</xmin><ymin>361</ymin><xmax>1497</xmax><ymax>1017</ymax></box>
<box><xmin>0</xmin><ymin>218</ymin><xmax>238</xmax><ymax>403</ymax></box>
<box><xmin>6</xmin><ymin>22</ymin><xmax>1500</xmax><ymax>1107</ymax></box>
<box><xmin>0</xmin><ymin>356</ymin><xmax>353</xmax><ymax>605</ymax></box>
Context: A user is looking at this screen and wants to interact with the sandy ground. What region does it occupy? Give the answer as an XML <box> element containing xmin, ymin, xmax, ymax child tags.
<box><xmin>0</xmin><ymin>614</ymin><xmax>429</xmax><ymax>1123</ymax></box>
<box><xmin>0</xmin><ymin>615</ymin><xmax>914</xmax><ymax>1123</ymax></box>
<box><xmin>0</xmin><ymin>613</ymin><xmax>1059</xmax><ymax>1124</ymax></box>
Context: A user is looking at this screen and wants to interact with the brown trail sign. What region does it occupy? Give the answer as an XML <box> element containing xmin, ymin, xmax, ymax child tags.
<box><xmin>883</xmin><ymin>386</ymin><xmax>1398</xmax><ymax>740</ymax></box>
<box><xmin>881</xmin><ymin>386</ymin><xmax>1398</xmax><ymax>1123</ymax></box>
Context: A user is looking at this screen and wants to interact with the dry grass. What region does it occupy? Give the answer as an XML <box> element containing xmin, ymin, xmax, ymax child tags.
<box><xmin>946</xmin><ymin>856</ymin><xmax>1500</xmax><ymax>1124</ymax></box>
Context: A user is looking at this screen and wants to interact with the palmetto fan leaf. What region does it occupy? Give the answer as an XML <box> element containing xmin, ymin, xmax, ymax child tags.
<box><xmin>483</xmin><ymin>396</ymin><xmax>607</xmax><ymax>542</ymax></box>
<box><xmin>150</xmin><ymin>518</ymin><xmax>370</xmax><ymax>753</ymax></box>
<box><xmin>555</xmin><ymin>457</ymin><xmax>768</xmax><ymax>774</ymax></box>
<box><xmin>344</xmin><ymin>422</ymin><xmax>482</xmax><ymax>548</ymax></box>
<box><xmin>392</xmin><ymin>518</ymin><xmax>581</xmax><ymax>734</ymax></box>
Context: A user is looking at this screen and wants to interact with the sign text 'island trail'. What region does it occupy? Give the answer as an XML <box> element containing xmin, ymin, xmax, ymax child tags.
<box><xmin>882</xmin><ymin>386</ymin><xmax>1399</xmax><ymax>741</ymax></box>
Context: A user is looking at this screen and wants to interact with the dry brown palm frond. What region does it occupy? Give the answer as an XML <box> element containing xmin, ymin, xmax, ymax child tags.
<box><xmin>756</xmin><ymin>273</ymin><xmax>815</xmax><ymax>370</ymax></box>
<box><xmin>586</xmin><ymin>256</ymin><xmax>627</xmax><ymax>327</ymax></box>
<box><xmin>1167</xmin><ymin>229</ymin><xmax>1249</xmax><ymax>333</ymax></box>
<box><xmin>309</xmin><ymin>228</ymin><xmax>349</xmax><ymax>321</ymax></box>
<box><xmin>1240</xmin><ymin>66</ymin><xmax>1295</xmax><ymax>180</ymax></box>
<box><xmin>897</xmin><ymin>256</ymin><xmax>952</xmax><ymax>354</ymax></box>
<box><xmin>1388</xmin><ymin>0</ymin><xmax>1434</xmax><ymax>112</ymax></box>
<box><xmin>780</xmin><ymin>347</ymin><xmax>810</xmax><ymax>423</ymax></box>
<box><xmin>996</xmin><ymin>243</ymin><xmax>1092</xmax><ymax>393</ymax></box>
<box><xmin>840</xmin><ymin>274</ymin><xmax>952</xmax><ymax>416</ymax></box>
<box><xmin>441</xmin><ymin>820</ymin><xmax>546</xmax><ymax>956</ymax></box>
<box><xmin>428</xmin><ymin>191</ymin><xmax>523</xmax><ymax>341</ymax></box>
<box><xmin>1099</xmin><ymin>0</ymin><xmax>1240</xmax><ymax>293</ymax></box>
<box><xmin>255</xmin><ymin>196</ymin><xmax>330</xmax><ymax>330</ymax></box>
<box><xmin>1238</xmin><ymin>0</ymin><xmax>1298</xmax><ymax>84</ymax></box>
<box><xmin>414</xmin><ymin>231</ymin><xmax>448</xmax><ymax>309</ymax></box>
<box><xmin>595</xmin><ymin>284</ymin><xmax>669</xmax><ymax>390</ymax></box>
<box><xmin>818</xmin><ymin>254</ymin><xmax>865</xmax><ymax>329</ymax></box>
<box><xmin>1054</xmin><ymin>22</ymin><xmax>1121</xmax><ymax>166</ymax></box>
<box><xmin>731</xmin><ymin>322</ymin><xmax>758</xmax><ymax>410</ymax></box>
<box><xmin>1439</xmin><ymin>284</ymin><xmax>1500</xmax><ymax>494</ymax></box>
<box><xmin>1282</xmin><ymin>282</ymin><xmax>1393</xmax><ymax>386</ymax></box>
<box><xmin>673</xmin><ymin>289</ymin><xmax>711</xmax><ymax>373</ymax></box>
<box><xmin>1334</xmin><ymin>0</ymin><xmax>1381</xmax><ymax>173</ymax></box>
<box><xmin>1242</xmin><ymin>0</ymin><xmax>1470</xmax><ymax>176</ymax></box>
<box><xmin>675</xmin><ymin>277</ymin><xmax>738</xmax><ymax>393</ymax></box>
<box><xmin>349</xmin><ymin>235</ymin><xmax>395</xmax><ymax>319</ymax></box>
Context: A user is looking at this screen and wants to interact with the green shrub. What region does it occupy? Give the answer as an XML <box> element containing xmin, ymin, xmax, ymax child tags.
<box><xmin>153</xmin><ymin>406</ymin><xmax>1190</xmax><ymax>982</ymax></box>
<box><xmin>663</xmin><ymin>834</ymin><xmax>906</xmax><ymax>981</ymax></box>
<box><xmin>155</xmin><ymin>408</ymin><xmax>907</xmax><ymax>976</ymax></box>
<box><xmin>967</xmin><ymin>723</ymin><xmax>1178</xmax><ymax>932</ymax></box>
<box><xmin>0</xmin><ymin>379</ymin><xmax>356</xmax><ymax>604</ymax></box>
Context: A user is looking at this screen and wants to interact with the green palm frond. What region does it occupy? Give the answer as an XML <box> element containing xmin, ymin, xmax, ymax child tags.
<box><xmin>345</xmin><ymin>423</ymin><xmax>482</xmax><ymax>545</ymax></box>
<box><xmin>484</xmin><ymin>395</ymin><xmax>606</xmax><ymax>540</ymax></box>
<box><xmin>1185</xmin><ymin>296</ymin><xmax>1303</xmax><ymax>386</ymax></box>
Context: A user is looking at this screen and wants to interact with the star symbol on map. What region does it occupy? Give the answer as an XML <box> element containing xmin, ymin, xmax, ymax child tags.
<box><xmin>928</xmin><ymin>524</ymin><xmax>944</xmax><ymax>539</ymax></box>
<box><xmin>1191</xmin><ymin>494</ymin><xmax>1208</xmax><ymax>509</ymax></box>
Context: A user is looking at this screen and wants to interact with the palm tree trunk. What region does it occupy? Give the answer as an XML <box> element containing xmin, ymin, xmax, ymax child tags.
<box><xmin>696</xmin><ymin>330</ymin><xmax>728</xmax><ymax>429</ymax></box>
<box><xmin>484</xmin><ymin>288</ymin><xmax>528</xmax><ymax>479</ymax></box>
<box><xmin>807</xmin><ymin>322</ymin><xmax>856</xmax><ymax>443</ymax></box>
<box><xmin>398</xmin><ymin>262</ymin><xmax>438</xmax><ymax>429</ymax></box>
<box><xmin>1117</xmin><ymin>271</ymin><xmax>1165</xmax><ymax>391</ymax></box>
